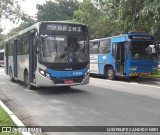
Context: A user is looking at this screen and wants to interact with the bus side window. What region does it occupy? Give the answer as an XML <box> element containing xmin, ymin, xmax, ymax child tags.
<box><xmin>90</xmin><ymin>41</ymin><xmax>98</xmax><ymax>54</ymax></box>
<box><xmin>99</xmin><ymin>39</ymin><xmax>110</xmax><ymax>54</ymax></box>
<box><xmin>112</xmin><ymin>43</ymin><xmax>116</xmax><ymax>59</ymax></box>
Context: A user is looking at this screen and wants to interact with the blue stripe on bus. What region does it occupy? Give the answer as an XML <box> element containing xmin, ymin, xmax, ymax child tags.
<box><xmin>45</xmin><ymin>67</ymin><xmax>88</xmax><ymax>78</ymax></box>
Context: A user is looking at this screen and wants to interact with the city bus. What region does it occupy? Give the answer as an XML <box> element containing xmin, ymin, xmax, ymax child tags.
<box><xmin>0</xmin><ymin>49</ymin><xmax>4</xmax><ymax>67</ymax></box>
<box><xmin>90</xmin><ymin>30</ymin><xmax>158</xmax><ymax>79</ymax></box>
<box><xmin>4</xmin><ymin>21</ymin><xmax>90</xmax><ymax>89</ymax></box>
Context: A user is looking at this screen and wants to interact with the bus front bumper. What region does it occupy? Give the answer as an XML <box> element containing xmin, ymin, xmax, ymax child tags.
<box><xmin>36</xmin><ymin>73</ymin><xmax>89</xmax><ymax>87</ymax></box>
<box><xmin>128</xmin><ymin>72</ymin><xmax>152</xmax><ymax>76</ymax></box>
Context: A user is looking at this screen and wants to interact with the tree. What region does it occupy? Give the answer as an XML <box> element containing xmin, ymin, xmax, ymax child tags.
<box><xmin>138</xmin><ymin>0</ymin><xmax>160</xmax><ymax>42</ymax></box>
<box><xmin>0</xmin><ymin>0</ymin><xmax>35</xmax><ymax>33</ymax></box>
<box><xmin>36</xmin><ymin>0</ymin><xmax>79</xmax><ymax>21</ymax></box>
<box><xmin>74</xmin><ymin>0</ymin><xmax>113</xmax><ymax>38</ymax></box>
<box><xmin>0</xmin><ymin>34</ymin><xmax>6</xmax><ymax>49</ymax></box>
<box><xmin>7</xmin><ymin>22</ymin><xmax>34</xmax><ymax>37</ymax></box>
<box><xmin>74</xmin><ymin>0</ymin><xmax>160</xmax><ymax>40</ymax></box>
<box><xmin>0</xmin><ymin>0</ymin><xmax>22</xmax><ymax>32</ymax></box>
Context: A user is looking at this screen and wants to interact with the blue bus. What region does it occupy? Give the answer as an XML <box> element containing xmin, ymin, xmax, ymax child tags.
<box><xmin>90</xmin><ymin>30</ymin><xmax>158</xmax><ymax>79</ymax></box>
<box><xmin>4</xmin><ymin>21</ymin><xmax>90</xmax><ymax>89</ymax></box>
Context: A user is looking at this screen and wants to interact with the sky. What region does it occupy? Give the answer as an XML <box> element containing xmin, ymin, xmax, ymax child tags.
<box><xmin>2</xmin><ymin>0</ymin><xmax>54</xmax><ymax>34</ymax></box>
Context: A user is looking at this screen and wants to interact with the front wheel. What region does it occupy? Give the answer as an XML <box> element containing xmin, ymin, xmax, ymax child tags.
<box><xmin>106</xmin><ymin>66</ymin><xmax>115</xmax><ymax>80</ymax></box>
<box><xmin>24</xmin><ymin>71</ymin><xmax>33</xmax><ymax>90</ymax></box>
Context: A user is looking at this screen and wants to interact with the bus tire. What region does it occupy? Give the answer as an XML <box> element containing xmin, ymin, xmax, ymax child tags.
<box><xmin>24</xmin><ymin>71</ymin><xmax>33</xmax><ymax>90</ymax></box>
<box><xmin>106</xmin><ymin>66</ymin><xmax>115</xmax><ymax>80</ymax></box>
<box><xmin>9</xmin><ymin>67</ymin><xmax>15</xmax><ymax>82</ymax></box>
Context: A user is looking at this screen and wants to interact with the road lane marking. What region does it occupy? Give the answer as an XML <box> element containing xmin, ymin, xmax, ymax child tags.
<box><xmin>90</xmin><ymin>78</ymin><xmax>160</xmax><ymax>100</ymax></box>
<box><xmin>104</xmin><ymin>79</ymin><xmax>160</xmax><ymax>89</ymax></box>
<box><xmin>90</xmin><ymin>78</ymin><xmax>160</xmax><ymax>89</ymax></box>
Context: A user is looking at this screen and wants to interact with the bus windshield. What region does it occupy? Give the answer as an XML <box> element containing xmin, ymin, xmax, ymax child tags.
<box><xmin>130</xmin><ymin>41</ymin><xmax>157</xmax><ymax>60</ymax></box>
<box><xmin>40</xmin><ymin>34</ymin><xmax>88</xmax><ymax>63</ymax></box>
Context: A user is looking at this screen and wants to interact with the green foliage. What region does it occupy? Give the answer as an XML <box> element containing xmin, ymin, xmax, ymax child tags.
<box><xmin>37</xmin><ymin>0</ymin><xmax>79</xmax><ymax>21</ymax></box>
<box><xmin>0</xmin><ymin>0</ymin><xmax>35</xmax><ymax>34</ymax></box>
<box><xmin>0</xmin><ymin>22</ymin><xmax>34</xmax><ymax>49</ymax></box>
<box><xmin>73</xmin><ymin>0</ymin><xmax>160</xmax><ymax>40</ymax></box>
<box><xmin>0</xmin><ymin>0</ymin><xmax>21</xmax><ymax>20</ymax></box>
<box><xmin>7</xmin><ymin>22</ymin><xmax>34</xmax><ymax>37</ymax></box>
<box><xmin>0</xmin><ymin>0</ymin><xmax>22</xmax><ymax>32</ymax></box>
<box><xmin>0</xmin><ymin>107</ymin><xmax>22</xmax><ymax>135</ymax></box>
<box><xmin>2</xmin><ymin>0</ymin><xmax>160</xmax><ymax>43</ymax></box>
<box><xmin>0</xmin><ymin>34</ymin><xmax>6</xmax><ymax>49</ymax></box>
<box><xmin>0</xmin><ymin>106</ymin><xmax>14</xmax><ymax>126</ymax></box>
<box><xmin>74</xmin><ymin>0</ymin><xmax>110</xmax><ymax>38</ymax></box>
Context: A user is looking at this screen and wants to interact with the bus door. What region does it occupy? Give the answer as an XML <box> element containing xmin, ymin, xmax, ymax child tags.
<box><xmin>29</xmin><ymin>31</ymin><xmax>37</xmax><ymax>84</ymax></box>
<box><xmin>114</xmin><ymin>42</ymin><xmax>125</xmax><ymax>75</ymax></box>
<box><xmin>13</xmin><ymin>39</ymin><xmax>18</xmax><ymax>78</ymax></box>
<box><xmin>4</xmin><ymin>43</ymin><xmax>9</xmax><ymax>74</ymax></box>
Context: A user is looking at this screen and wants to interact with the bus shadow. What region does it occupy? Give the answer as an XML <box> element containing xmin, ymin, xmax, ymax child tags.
<box><xmin>33</xmin><ymin>86</ymin><xmax>87</xmax><ymax>95</ymax></box>
<box><xmin>90</xmin><ymin>74</ymin><xmax>160</xmax><ymax>86</ymax></box>
<box><xmin>135</xmin><ymin>77</ymin><xmax>160</xmax><ymax>86</ymax></box>
<box><xmin>90</xmin><ymin>74</ymin><xmax>130</xmax><ymax>82</ymax></box>
<box><xmin>9</xmin><ymin>79</ymin><xmax>88</xmax><ymax>95</ymax></box>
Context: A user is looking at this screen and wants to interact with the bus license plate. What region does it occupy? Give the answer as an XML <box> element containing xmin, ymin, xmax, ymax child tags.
<box><xmin>142</xmin><ymin>72</ymin><xmax>151</xmax><ymax>75</ymax></box>
<box><xmin>64</xmin><ymin>80</ymin><xmax>73</xmax><ymax>84</ymax></box>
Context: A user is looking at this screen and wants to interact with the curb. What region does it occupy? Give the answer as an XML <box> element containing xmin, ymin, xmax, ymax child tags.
<box><xmin>0</xmin><ymin>100</ymin><xmax>32</xmax><ymax>135</ymax></box>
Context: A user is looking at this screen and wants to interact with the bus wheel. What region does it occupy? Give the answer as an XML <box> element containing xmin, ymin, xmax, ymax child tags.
<box><xmin>106</xmin><ymin>66</ymin><xmax>115</xmax><ymax>80</ymax></box>
<box><xmin>9</xmin><ymin>68</ymin><xmax>15</xmax><ymax>82</ymax></box>
<box><xmin>24</xmin><ymin>71</ymin><xmax>33</xmax><ymax>90</ymax></box>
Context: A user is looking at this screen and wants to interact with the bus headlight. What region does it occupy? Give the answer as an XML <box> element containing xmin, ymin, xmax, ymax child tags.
<box><xmin>39</xmin><ymin>68</ymin><xmax>51</xmax><ymax>79</ymax></box>
<box><xmin>129</xmin><ymin>66</ymin><xmax>137</xmax><ymax>71</ymax></box>
<box><xmin>39</xmin><ymin>69</ymin><xmax>45</xmax><ymax>75</ymax></box>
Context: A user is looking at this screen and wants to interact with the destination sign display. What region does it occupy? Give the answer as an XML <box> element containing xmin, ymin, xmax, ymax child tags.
<box><xmin>47</xmin><ymin>25</ymin><xmax>82</xmax><ymax>32</ymax></box>
<box><xmin>40</xmin><ymin>23</ymin><xmax>87</xmax><ymax>33</ymax></box>
<box><xmin>129</xmin><ymin>35</ymin><xmax>154</xmax><ymax>40</ymax></box>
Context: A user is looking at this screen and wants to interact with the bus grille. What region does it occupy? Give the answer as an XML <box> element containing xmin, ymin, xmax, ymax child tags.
<box><xmin>51</xmin><ymin>76</ymin><xmax>84</xmax><ymax>84</ymax></box>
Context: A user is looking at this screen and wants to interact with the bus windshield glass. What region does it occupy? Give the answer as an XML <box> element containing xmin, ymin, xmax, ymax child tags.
<box><xmin>130</xmin><ymin>41</ymin><xmax>157</xmax><ymax>60</ymax></box>
<box><xmin>40</xmin><ymin>34</ymin><xmax>88</xmax><ymax>63</ymax></box>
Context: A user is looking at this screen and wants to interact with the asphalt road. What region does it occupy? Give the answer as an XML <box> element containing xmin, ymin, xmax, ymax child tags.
<box><xmin>0</xmin><ymin>67</ymin><xmax>160</xmax><ymax>135</ymax></box>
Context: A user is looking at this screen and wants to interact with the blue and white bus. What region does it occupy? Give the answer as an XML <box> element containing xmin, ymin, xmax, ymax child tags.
<box><xmin>4</xmin><ymin>21</ymin><xmax>89</xmax><ymax>89</ymax></box>
<box><xmin>90</xmin><ymin>30</ymin><xmax>158</xmax><ymax>79</ymax></box>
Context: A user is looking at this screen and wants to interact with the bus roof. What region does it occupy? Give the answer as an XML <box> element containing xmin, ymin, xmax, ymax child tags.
<box><xmin>5</xmin><ymin>21</ymin><xmax>87</xmax><ymax>43</ymax></box>
<box><xmin>90</xmin><ymin>37</ymin><xmax>110</xmax><ymax>42</ymax></box>
<box><xmin>90</xmin><ymin>31</ymin><xmax>154</xmax><ymax>42</ymax></box>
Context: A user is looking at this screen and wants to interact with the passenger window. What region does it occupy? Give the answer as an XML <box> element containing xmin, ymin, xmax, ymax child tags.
<box><xmin>90</xmin><ymin>41</ymin><xmax>99</xmax><ymax>54</ymax></box>
<box><xmin>99</xmin><ymin>39</ymin><xmax>110</xmax><ymax>54</ymax></box>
